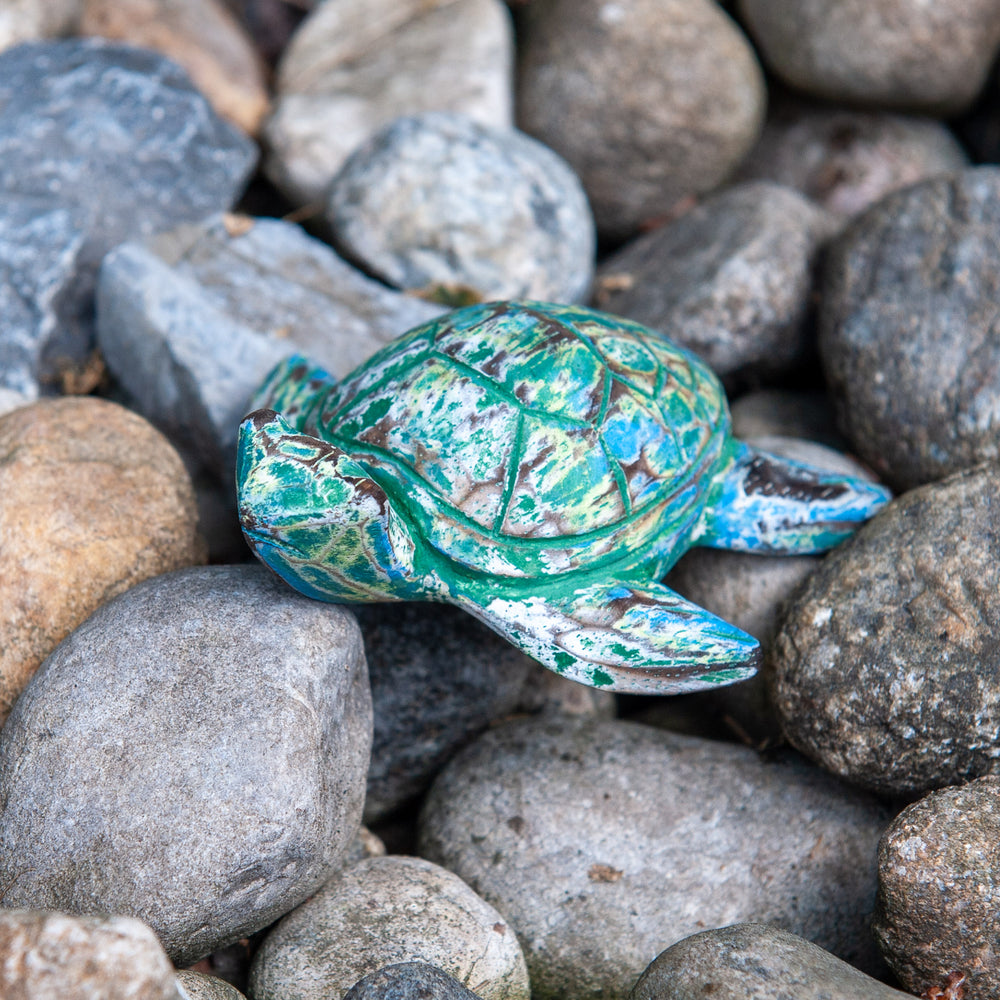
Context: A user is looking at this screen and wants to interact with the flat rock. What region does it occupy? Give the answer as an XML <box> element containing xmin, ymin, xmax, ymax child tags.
<box><xmin>248</xmin><ymin>855</ymin><xmax>530</xmax><ymax>1000</ymax></box>
<box><xmin>0</xmin><ymin>397</ymin><xmax>205</xmax><ymax>725</ymax></box>
<box><xmin>0</xmin><ymin>565</ymin><xmax>372</xmax><ymax>966</ymax></box>
<box><xmin>418</xmin><ymin>715</ymin><xmax>890</xmax><ymax>1000</ymax></box>
<box><xmin>875</xmin><ymin>777</ymin><xmax>1000</xmax><ymax>999</ymax></box>
<box><xmin>344</xmin><ymin>963</ymin><xmax>483</xmax><ymax>1000</ymax></box>
<box><xmin>0</xmin><ymin>40</ymin><xmax>256</xmax><ymax>396</ymax></box>
<box><xmin>175</xmin><ymin>970</ymin><xmax>247</xmax><ymax>999</ymax></box>
<box><xmin>630</xmin><ymin>923</ymin><xmax>915</xmax><ymax>1000</ymax></box>
<box><xmin>264</xmin><ymin>0</ymin><xmax>513</xmax><ymax>206</ymax></box>
<box><xmin>517</xmin><ymin>0</ymin><xmax>765</xmax><ymax>241</ymax></box>
<box><xmin>771</xmin><ymin>463</ymin><xmax>1000</xmax><ymax>797</ymax></box>
<box><xmin>327</xmin><ymin>112</ymin><xmax>594</xmax><ymax>303</ymax></box>
<box><xmin>596</xmin><ymin>182</ymin><xmax>831</xmax><ymax>382</ymax></box>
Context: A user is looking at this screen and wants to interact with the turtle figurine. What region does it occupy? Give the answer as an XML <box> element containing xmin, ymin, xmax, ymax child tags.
<box><xmin>237</xmin><ymin>301</ymin><xmax>890</xmax><ymax>693</ymax></box>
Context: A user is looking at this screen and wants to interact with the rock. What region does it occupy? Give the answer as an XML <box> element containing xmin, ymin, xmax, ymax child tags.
<box><xmin>875</xmin><ymin>777</ymin><xmax>1000</xmax><ymax>999</ymax></box>
<box><xmin>821</xmin><ymin>168</ymin><xmax>1000</xmax><ymax>491</ymax></box>
<box><xmin>419</xmin><ymin>715</ymin><xmax>891</xmax><ymax>1000</ymax></box>
<box><xmin>344</xmin><ymin>964</ymin><xmax>484</xmax><ymax>1000</ymax></box>
<box><xmin>0</xmin><ymin>397</ymin><xmax>205</xmax><ymax>724</ymax></box>
<box><xmin>327</xmin><ymin>112</ymin><xmax>595</xmax><ymax>304</ymax></box>
<box><xmin>0</xmin><ymin>40</ymin><xmax>256</xmax><ymax>396</ymax></box>
<box><xmin>97</xmin><ymin>213</ymin><xmax>442</xmax><ymax>478</ymax></box>
<box><xmin>770</xmin><ymin>464</ymin><xmax>1000</xmax><ymax>797</ymax></box>
<box><xmin>0</xmin><ymin>0</ymin><xmax>79</xmax><ymax>51</ymax></box>
<box><xmin>737</xmin><ymin>100</ymin><xmax>968</xmax><ymax>220</ymax></box>
<box><xmin>0</xmin><ymin>387</ymin><xmax>30</xmax><ymax>417</ymax></box>
<box><xmin>516</xmin><ymin>0</ymin><xmax>765</xmax><ymax>241</ymax></box>
<box><xmin>264</xmin><ymin>0</ymin><xmax>513</xmax><ymax>206</ymax></box>
<box><xmin>730</xmin><ymin>388</ymin><xmax>844</xmax><ymax>448</ymax></box>
<box><xmin>175</xmin><ymin>970</ymin><xmax>247</xmax><ymax>999</ymax></box>
<box><xmin>737</xmin><ymin>0</ymin><xmax>1000</xmax><ymax>116</ymax></box>
<box><xmin>0</xmin><ymin>910</ymin><xmax>180</xmax><ymax>1000</ymax></box>
<box><xmin>80</xmin><ymin>0</ymin><xmax>269</xmax><ymax>135</ymax></box>
<box><xmin>0</xmin><ymin>565</ymin><xmax>372</xmax><ymax>967</ymax></box>
<box><xmin>630</xmin><ymin>923</ymin><xmax>914</xmax><ymax>1000</ymax></box>
<box><xmin>595</xmin><ymin>183</ymin><xmax>831</xmax><ymax>382</ymax></box>
<box><xmin>248</xmin><ymin>856</ymin><xmax>530</xmax><ymax>1000</ymax></box>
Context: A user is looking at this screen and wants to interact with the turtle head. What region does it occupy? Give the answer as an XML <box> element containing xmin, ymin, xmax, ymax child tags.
<box><xmin>236</xmin><ymin>408</ymin><xmax>420</xmax><ymax>602</ymax></box>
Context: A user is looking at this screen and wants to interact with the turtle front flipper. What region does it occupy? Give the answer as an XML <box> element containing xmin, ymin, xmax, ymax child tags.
<box><xmin>697</xmin><ymin>441</ymin><xmax>892</xmax><ymax>555</ymax></box>
<box><xmin>454</xmin><ymin>580</ymin><xmax>760</xmax><ymax>694</ymax></box>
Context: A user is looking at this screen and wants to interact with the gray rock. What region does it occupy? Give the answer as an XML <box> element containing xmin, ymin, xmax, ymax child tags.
<box><xmin>0</xmin><ymin>40</ymin><xmax>256</xmax><ymax>396</ymax></box>
<box><xmin>327</xmin><ymin>112</ymin><xmax>595</xmax><ymax>303</ymax></box>
<box><xmin>344</xmin><ymin>964</ymin><xmax>483</xmax><ymax>1000</ymax></box>
<box><xmin>730</xmin><ymin>388</ymin><xmax>844</xmax><ymax>448</ymax></box>
<box><xmin>630</xmin><ymin>923</ymin><xmax>914</xmax><ymax>1000</ymax></box>
<box><xmin>595</xmin><ymin>183</ymin><xmax>831</xmax><ymax>382</ymax></box>
<box><xmin>0</xmin><ymin>910</ymin><xmax>181</xmax><ymax>1000</ymax></box>
<box><xmin>821</xmin><ymin>168</ymin><xmax>1000</xmax><ymax>491</ymax></box>
<box><xmin>0</xmin><ymin>565</ymin><xmax>372</xmax><ymax>966</ymax></box>
<box><xmin>517</xmin><ymin>0</ymin><xmax>765</xmax><ymax>241</ymax></box>
<box><xmin>97</xmin><ymin>214</ymin><xmax>442</xmax><ymax>478</ymax></box>
<box><xmin>176</xmin><ymin>970</ymin><xmax>247</xmax><ymax>1000</ymax></box>
<box><xmin>875</xmin><ymin>777</ymin><xmax>1000</xmax><ymax>999</ymax></box>
<box><xmin>737</xmin><ymin>0</ymin><xmax>1000</xmax><ymax>115</ymax></box>
<box><xmin>770</xmin><ymin>464</ymin><xmax>1000</xmax><ymax>797</ymax></box>
<box><xmin>248</xmin><ymin>856</ymin><xmax>530</xmax><ymax>1000</ymax></box>
<box><xmin>418</xmin><ymin>715</ymin><xmax>891</xmax><ymax>1000</ymax></box>
<box><xmin>264</xmin><ymin>0</ymin><xmax>513</xmax><ymax>206</ymax></box>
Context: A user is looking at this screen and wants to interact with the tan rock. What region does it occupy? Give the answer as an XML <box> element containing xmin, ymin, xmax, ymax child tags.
<box><xmin>0</xmin><ymin>0</ymin><xmax>80</xmax><ymax>52</ymax></box>
<box><xmin>0</xmin><ymin>397</ymin><xmax>205</xmax><ymax>724</ymax></box>
<box><xmin>80</xmin><ymin>0</ymin><xmax>269</xmax><ymax>135</ymax></box>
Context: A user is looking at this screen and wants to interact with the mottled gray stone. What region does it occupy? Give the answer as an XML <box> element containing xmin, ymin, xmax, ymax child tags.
<box><xmin>737</xmin><ymin>0</ymin><xmax>1000</xmax><ymax>115</ymax></box>
<box><xmin>0</xmin><ymin>40</ymin><xmax>256</xmax><ymax>396</ymax></box>
<box><xmin>0</xmin><ymin>565</ymin><xmax>372</xmax><ymax>966</ymax></box>
<box><xmin>327</xmin><ymin>112</ymin><xmax>594</xmax><ymax>303</ymax></box>
<box><xmin>517</xmin><ymin>0</ymin><xmax>765</xmax><ymax>241</ymax></box>
<box><xmin>875</xmin><ymin>777</ymin><xmax>1000</xmax><ymax>999</ymax></box>
<box><xmin>344</xmin><ymin>964</ymin><xmax>483</xmax><ymax>1000</ymax></box>
<box><xmin>97</xmin><ymin>214</ymin><xmax>441</xmax><ymax>478</ymax></box>
<box><xmin>0</xmin><ymin>910</ymin><xmax>181</xmax><ymax>1000</ymax></box>
<box><xmin>821</xmin><ymin>168</ymin><xmax>1000</xmax><ymax>490</ymax></box>
<box><xmin>730</xmin><ymin>388</ymin><xmax>844</xmax><ymax>448</ymax></box>
<box><xmin>264</xmin><ymin>0</ymin><xmax>513</xmax><ymax>206</ymax></box>
<box><xmin>419</xmin><ymin>715</ymin><xmax>890</xmax><ymax>1000</ymax></box>
<box><xmin>596</xmin><ymin>183</ymin><xmax>831</xmax><ymax>382</ymax></box>
<box><xmin>249</xmin><ymin>856</ymin><xmax>530</xmax><ymax>1000</ymax></box>
<box><xmin>630</xmin><ymin>923</ymin><xmax>913</xmax><ymax>1000</ymax></box>
<box><xmin>771</xmin><ymin>464</ymin><xmax>1000</xmax><ymax>797</ymax></box>
<box><xmin>175</xmin><ymin>970</ymin><xmax>246</xmax><ymax>1000</ymax></box>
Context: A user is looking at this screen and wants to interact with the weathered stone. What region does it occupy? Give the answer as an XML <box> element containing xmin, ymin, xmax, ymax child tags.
<box><xmin>419</xmin><ymin>716</ymin><xmax>890</xmax><ymax>1000</ymax></box>
<box><xmin>730</xmin><ymin>388</ymin><xmax>844</xmax><ymax>448</ymax></box>
<box><xmin>264</xmin><ymin>0</ymin><xmax>513</xmax><ymax>206</ymax></box>
<box><xmin>0</xmin><ymin>0</ymin><xmax>79</xmax><ymax>51</ymax></box>
<box><xmin>0</xmin><ymin>397</ymin><xmax>205</xmax><ymax>725</ymax></box>
<box><xmin>0</xmin><ymin>565</ymin><xmax>372</xmax><ymax>967</ymax></box>
<box><xmin>327</xmin><ymin>112</ymin><xmax>594</xmax><ymax>303</ymax></box>
<box><xmin>344</xmin><ymin>963</ymin><xmax>484</xmax><ymax>1000</ymax></box>
<box><xmin>517</xmin><ymin>0</ymin><xmax>765</xmax><ymax>240</ymax></box>
<box><xmin>175</xmin><ymin>970</ymin><xmax>247</xmax><ymax>999</ymax></box>
<box><xmin>249</xmin><ymin>856</ymin><xmax>530</xmax><ymax>1000</ymax></box>
<box><xmin>771</xmin><ymin>464</ymin><xmax>1000</xmax><ymax>797</ymax></box>
<box><xmin>875</xmin><ymin>777</ymin><xmax>1000</xmax><ymax>999</ymax></box>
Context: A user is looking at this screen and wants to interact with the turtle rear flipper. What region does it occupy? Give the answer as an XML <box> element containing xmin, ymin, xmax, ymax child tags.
<box><xmin>456</xmin><ymin>580</ymin><xmax>760</xmax><ymax>694</ymax></box>
<box><xmin>698</xmin><ymin>442</ymin><xmax>892</xmax><ymax>555</ymax></box>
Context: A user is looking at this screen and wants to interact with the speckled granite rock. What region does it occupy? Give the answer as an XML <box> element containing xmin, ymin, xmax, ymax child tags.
<box><xmin>419</xmin><ymin>715</ymin><xmax>890</xmax><ymax>1000</ymax></box>
<box><xmin>771</xmin><ymin>464</ymin><xmax>1000</xmax><ymax>797</ymax></box>
<box><xmin>630</xmin><ymin>923</ymin><xmax>914</xmax><ymax>1000</ymax></box>
<box><xmin>875</xmin><ymin>777</ymin><xmax>1000</xmax><ymax>999</ymax></box>
<box><xmin>0</xmin><ymin>565</ymin><xmax>372</xmax><ymax>967</ymax></box>
<box><xmin>175</xmin><ymin>970</ymin><xmax>247</xmax><ymax>999</ymax></box>
<box><xmin>249</xmin><ymin>856</ymin><xmax>529</xmax><ymax>1000</ymax></box>
<box><xmin>344</xmin><ymin>963</ymin><xmax>484</xmax><ymax>1000</ymax></box>
<box><xmin>517</xmin><ymin>0</ymin><xmax>765</xmax><ymax>241</ymax></box>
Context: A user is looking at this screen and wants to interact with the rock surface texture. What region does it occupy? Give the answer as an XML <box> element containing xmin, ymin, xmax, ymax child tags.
<box><xmin>343</xmin><ymin>963</ymin><xmax>485</xmax><ymax>1000</ymax></box>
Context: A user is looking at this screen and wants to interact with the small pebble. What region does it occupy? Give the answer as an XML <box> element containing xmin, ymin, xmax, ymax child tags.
<box><xmin>327</xmin><ymin>112</ymin><xmax>595</xmax><ymax>304</ymax></box>
<box><xmin>175</xmin><ymin>970</ymin><xmax>247</xmax><ymax>999</ymax></box>
<box><xmin>344</xmin><ymin>963</ymin><xmax>483</xmax><ymax>1000</ymax></box>
<box><xmin>875</xmin><ymin>776</ymin><xmax>1000</xmax><ymax>999</ymax></box>
<box><xmin>248</xmin><ymin>855</ymin><xmax>530</xmax><ymax>1000</ymax></box>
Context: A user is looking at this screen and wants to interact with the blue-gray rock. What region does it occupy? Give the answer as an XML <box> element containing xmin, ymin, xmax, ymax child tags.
<box><xmin>0</xmin><ymin>565</ymin><xmax>372</xmax><ymax>967</ymax></box>
<box><xmin>327</xmin><ymin>112</ymin><xmax>595</xmax><ymax>303</ymax></box>
<box><xmin>0</xmin><ymin>40</ymin><xmax>256</xmax><ymax>397</ymax></box>
<box><xmin>344</xmin><ymin>963</ymin><xmax>483</xmax><ymax>1000</ymax></box>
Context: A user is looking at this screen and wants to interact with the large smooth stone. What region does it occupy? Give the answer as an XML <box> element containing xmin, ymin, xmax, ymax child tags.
<box><xmin>419</xmin><ymin>715</ymin><xmax>890</xmax><ymax>1000</ymax></box>
<box><xmin>0</xmin><ymin>565</ymin><xmax>372</xmax><ymax>966</ymax></box>
<box><xmin>344</xmin><ymin>963</ymin><xmax>484</xmax><ymax>1000</ymax></box>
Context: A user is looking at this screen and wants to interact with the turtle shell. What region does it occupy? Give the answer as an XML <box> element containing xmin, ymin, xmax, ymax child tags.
<box><xmin>308</xmin><ymin>301</ymin><xmax>728</xmax><ymax>575</ymax></box>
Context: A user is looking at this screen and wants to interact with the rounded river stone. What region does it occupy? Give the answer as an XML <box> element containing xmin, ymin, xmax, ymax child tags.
<box><xmin>344</xmin><ymin>963</ymin><xmax>485</xmax><ymax>1000</ymax></box>
<box><xmin>175</xmin><ymin>969</ymin><xmax>247</xmax><ymax>999</ymax></box>
<box><xmin>875</xmin><ymin>776</ymin><xmax>1000</xmax><ymax>999</ymax></box>
<box><xmin>0</xmin><ymin>565</ymin><xmax>372</xmax><ymax>966</ymax></box>
<box><xmin>821</xmin><ymin>167</ymin><xmax>1000</xmax><ymax>490</ymax></box>
<box><xmin>771</xmin><ymin>463</ymin><xmax>1000</xmax><ymax>797</ymax></box>
<box><xmin>418</xmin><ymin>715</ymin><xmax>890</xmax><ymax>1000</ymax></box>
